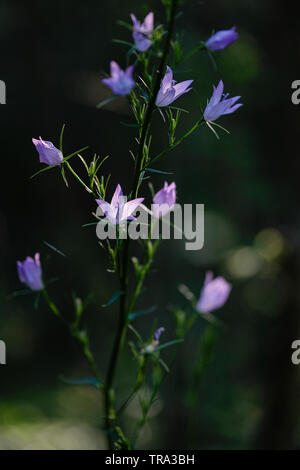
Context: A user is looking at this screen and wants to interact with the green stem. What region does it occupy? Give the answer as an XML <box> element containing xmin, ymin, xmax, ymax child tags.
<box><xmin>181</xmin><ymin>43</ymin><xmax>206</xmax><ymax>63</ymax></box>
<box><xmin>42</xmin><ymin>289</ymin><xmax>102</xmax><ymax>384</ymax></box>
<box><xmin>65</xmin><ymin>161</ymin><xmax>94</xmax><ymax>195</ymax></box>
<box><xmin>146</xmin><ymin>118</ymin><xmax>204</xmax><ymax>169</ymax></box>
<box><xmin>127</xmin><ymin>240</ymin><xmax>160</xmax><ymax>317</ymax></box>
<box><xmin>103</xmin><ymin>0</ymin><xmax>179</xmax><ymax>450</ymax></box>
<box><xmin>132</xmin><ymin>0</ymin><xmax>179</xmax><ymax>198</ymax></box>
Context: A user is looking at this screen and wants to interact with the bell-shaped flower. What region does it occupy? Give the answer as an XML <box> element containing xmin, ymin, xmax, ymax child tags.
<box><xmin>32</xmin><ymin>137</ymin><xmax>63</xmax><ymax>166</ymax></box>
<box><xmin>203</xmin><ymin>80</ymin><xmax>242</xmax><ymax>122</ymax></box>
<box><xmin>130</xmin><ymin>12</ymin><xmax>154</xmax><ymax>52</ymax></box>
<box><xmin>153</xmin><ymin>181</ymin><xmax>176</xmax><ymax>218</ymax></box>
<box><xmin>17</xmin><ymin>253</ymin><xmax>44</xmax><ymax>292</ymax></box>
<box><xmin>102</xmin><ymin>61</ymin><xmax>135</xmax><ymax>96</ymax></box>
<box><xmin>155</xmin><ymin>66</ymin><xmax>193</xmax><ymax>107</ymax></box>
<box><xmin>205</xmin><ymin>27</ymin><xmax>238</xmax><ymax>51</ymax></box>
<box><xmin>96</xmin><ymin>184</ymin><xmax>144</xmax><ymax>225</ymax></box>
<box><xmin>196</xmin><ymin>271</ymin><xmax>231</xmax><ymax>313</ymax></box>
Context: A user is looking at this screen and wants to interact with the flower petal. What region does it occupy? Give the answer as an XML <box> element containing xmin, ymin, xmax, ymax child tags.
<box><xmin>173</xmin><ymin>79</ymin><xmax>193</xmax><ymax>98</ymax></box>
<box><xmin>121</xmin><ymin>198</ymin><xmax>144</xmax><ymax>221</ymax></box>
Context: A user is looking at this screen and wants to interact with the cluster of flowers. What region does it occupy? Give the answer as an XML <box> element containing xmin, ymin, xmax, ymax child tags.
<box><xmin>17</xmin><ymin>11</ymin><xmax>237</xmax><ymax>347</ymax></box>
<box><xmin>102</xmin><ymin>13</ymin><xmax>242</xmax><ymax>122</ymax></box>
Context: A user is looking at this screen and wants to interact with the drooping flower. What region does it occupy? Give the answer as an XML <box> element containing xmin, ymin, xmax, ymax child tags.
<box><xmin>196</xmin><ymin>271</ymin><xmax>231</xmax><ymax>313</ymax></box>
<box><xmin>153</xmin><ymin>181</ymin><xmax>176</xmax><ymax>218</ymax></box>
<box><xmin>102</xmin><ymin>61</ymin><xmax>135</xmax><ymax>96</ymax></box>
<box><xmin>32</xmin><ymin>137</ymin><xmax>63</xmax><ymax>166</ymax></box>
<box><xmin>96</xmin><ymin>184</ymin><xmax>144</xmax><ymax>225</ymax></box>
<box><xmin>203</xmin><ymin>80</ymin><xmax>242</xmax><ymax>122</ymax></box>
<box><xmin>130</xmin><ymin>12</ymin><xmax>154</xmax><ymax>52</ymax></box>
<box><xmin>155</xmin><ymin>66</ymin><xmax>193</xmax><ymax>107</ymax></box>
<box><xmin>145</xmin><ymin>326</ymin><xmax>165</xmax><ymax>353</ymax></box>
<box><xmin>205</xmin><ymin>27</ymin><xmax>238</xmax><ymax>51</ymax></box>
<box><xmin>17</xmin><ymin>253</ymin><xmax>43</xmax><ymax>292</ymax></box>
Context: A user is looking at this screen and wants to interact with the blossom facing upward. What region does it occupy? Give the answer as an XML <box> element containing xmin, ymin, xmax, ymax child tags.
<box><xmin>96</xmin><ymin>184</ymin><xmax>144</xmax><ymax>225</ymax></box>
<box><xmin>17</xmin><ymin>253</ymin><xmax>43</xmax><ymax>292</ymax></box>
<box><xmin>153</xmin><ymin>327</ymin><xmax>165</xmax><ymax>341</ymax></box>
<box><xmin>205</xmin><ymin>27</ymin><xmax>238</xmax><ymax>51</ymax></box>
<box><xmin>32</xmin><ymin>137</ymin><xmax>63</xmax><ymax>166</ymax></box>
<box><xmin>130</xmin><ymin>12</ymin><xmax>154</xmax><ymax>52</ymax></box>
<box><xmin>196</xmin><ymin>271</ymin><xmax>232</xmax><ymax>314</ymax></box>
<box><xmin>145</xmin><ymin>327</ymin><xmax>165</xmax><ymax>353</ymax></box>
<box><xmin>102</xmin><ymin>61</ymin><xmax>135</xmax><ymax>96</ymax></box>
<box><xmin>155</xmin><ymin>66</ymin><xmax>193</xmax><ymax>107</ymax></box>
<box><xmin>153</xmin><ymin>181</ymin><xmax>176</xmax><ymax>218</ymax></box>
<box><xmin>203</xmin><ymin>80</ymin><xmax>242</xmax><ymax>122</ymax></box>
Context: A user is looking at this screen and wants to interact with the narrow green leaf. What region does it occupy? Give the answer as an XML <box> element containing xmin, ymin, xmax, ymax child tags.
<box><xmin>112</xmin><ymin>38</ymin><xmax>134</xmax><ymax>47</ymax></box>
<box><xmin>44</xmin><ymin>241</ymin><xmax>67</xmax><ymax>258</ymax></box>
<box><xmin>128</xmin><ymin>305</ymin><xmax>157</xmax><ymax>321</ymax></box>
<box><xmin>59</xmin><ymin>123</ymin><xmax>66</xmax><ymax>153</ymax></box>
<box><xmin>116</xmin><ymin>20</ymin><xmax>133</xmax><ymax>31</ymax></box>
<box><xmin>102</xmin><ymin>290</ymin><xmax>124</xmax><ymax>308</ymax></box>
<box><xmin>8</xmin><ymin>288</ymin><xmax>34</xmax><ymax>298</ymax></box>
<box><xmin>144</xmin><ymin>168</ymin><xmax>173</xmax><ymax>175</ymax></box>
<box><xmin>59</xmin><ymin>375</ymin><xmax>102</xmax><ymax>388</ymax></box>
<box><xmin>120</xmin><ymin>121</ymin><xmax>139</xmax><ymax>128</ymax></box>
<box><xmin>34</xmin><ymin>292</ymin><xmax>40</xmax><ymax>310</ymax></box>
<box><xmin>96</xmin><ymin>95</ymin><xmax>119</xmax><ymax>109</ymax></box>
<box><xmin>152</xmin><ymin>338</ymin><xmax>184</xmax><ymax>352</ymax></box>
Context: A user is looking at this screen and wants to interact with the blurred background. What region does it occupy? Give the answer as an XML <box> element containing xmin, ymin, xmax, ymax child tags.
<box><xmin>1</xmin><ymin>0</ymin><xmax>300</xmax><ymax>450</ymax></box>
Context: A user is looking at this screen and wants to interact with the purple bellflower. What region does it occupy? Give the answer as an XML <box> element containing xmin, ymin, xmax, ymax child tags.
<box><xmin>196</xmin><ymin>271</ymin><xmax>232</xmax><ymax>314</ymax></box>
<box><xmin>102</xmin><ymin>61</ymin><xmax>135</xmax><ymax>96</ymax></box>
<box><xmin>203</xmin><ymin>80</ymin><xmax>242</xmax><ymax>122</ymax></box>
<box><xmin>96</xmin><ymin>184</ymin><xmax>144</xmax><ymax>225</ymax></box>
<box><xmin>155</xmin><ymin>66</ymin><xmax>193</xmax><ymax>107</ymax></box>
<box><xmin>206</xmin><ymin>27</ymin><xmax>238</xmax><ymax>51</ymax></box>
<box><xmin>130</xmin><ymin>12</ymin><xmax>154</xmax><ymax>52</ymax></box>
<box><xmin>17</xmin><ymin>253</ymin><xmax>43</xmax><ymax>292</ymax></box>
<box><xmin>32</xmin><ymin>137</ymin><xmax>63</xmax><ymax>166</ymax></box>
<box><xmin>153</xmin><ymin>181</ymin><xmax>176</xmax><ymax>218</ymax></box>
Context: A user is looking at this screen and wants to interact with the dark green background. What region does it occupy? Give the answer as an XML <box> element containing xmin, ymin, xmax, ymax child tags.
<box><xmin>0</xmin><ymin>0</ymin><xmax>300</xmax><ymax>449</ymax></box>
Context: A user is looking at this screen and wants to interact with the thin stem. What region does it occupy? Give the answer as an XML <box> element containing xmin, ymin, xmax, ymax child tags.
<box><xmin>132</xmin><ymin>0</ymin><xmax>179</xmax><ymax>198</ymax></box>
<box><xmin>127</xmin><ymin>240</ymin><xmax>160</xmax><ymax>317</ymax></box>
<box><xmin>65</xmin><ymin>161</ymin><xmax>94</xmax><ymax>195</ymax></box>
<box><xmin>146</xmin><ymin>118</ymin><xmax>204</xmax><ymax>169</ymax></box>
<box><xmin>42</xmin><ymin>289</ymin><xmax>103</xmax><ymax>384</ymax></box>
<box><xmin>103</xmin><ymin>0</ymin><xmax>179</xmax><ymax>450</ymax></box>
<box><xmin>181</xmin><ymin>43</ymin><xmax>205</xmax><ymax>63</ymax></box>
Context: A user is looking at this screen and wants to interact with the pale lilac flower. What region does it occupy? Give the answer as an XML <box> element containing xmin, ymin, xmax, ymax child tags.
<box><xmin>17</xmin><ymin>253</ymin><xmax>43</xmax><ymax>292</ymax></box>
<box><xmin>130</xmin><ymin>12</ymin><xmax>154</xmax><ymax>52</ymax></box>
<box><xmin>153</xmin><ymin>181</ymin><xmax>176</xmax><ymax>218</ymax></box>
<box><xmin>203</xmin><ymin>80</ymin><xmax>242</xmax><ymax>122</ymax></box>
<box><xmin>32</xmin><ymin>137</ymin><xmax>63</xmax><ymax>166</ymax></box>
<box><xmin>196</xmin><ymin>271</ymin><xmax>232</xmax><ymax>313</ymax></box>
<box><xmin>96</xmin><ymin>184</ymin><xmax>144</xmax><ymax>225</ymax></box>
<box><xmin>155</xmin><ymin>66</ymin><xmax>193</xmax><ymax>107</ymax></box>
<box><xmin>102</xmin><ymin>61</ymin><xmax>135</xmax><ymax>96</ymax></box>
<box><xmin>206</xmin><ymin>27</ymin><xmax>238</xmax><ymax>51</ymax></box>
